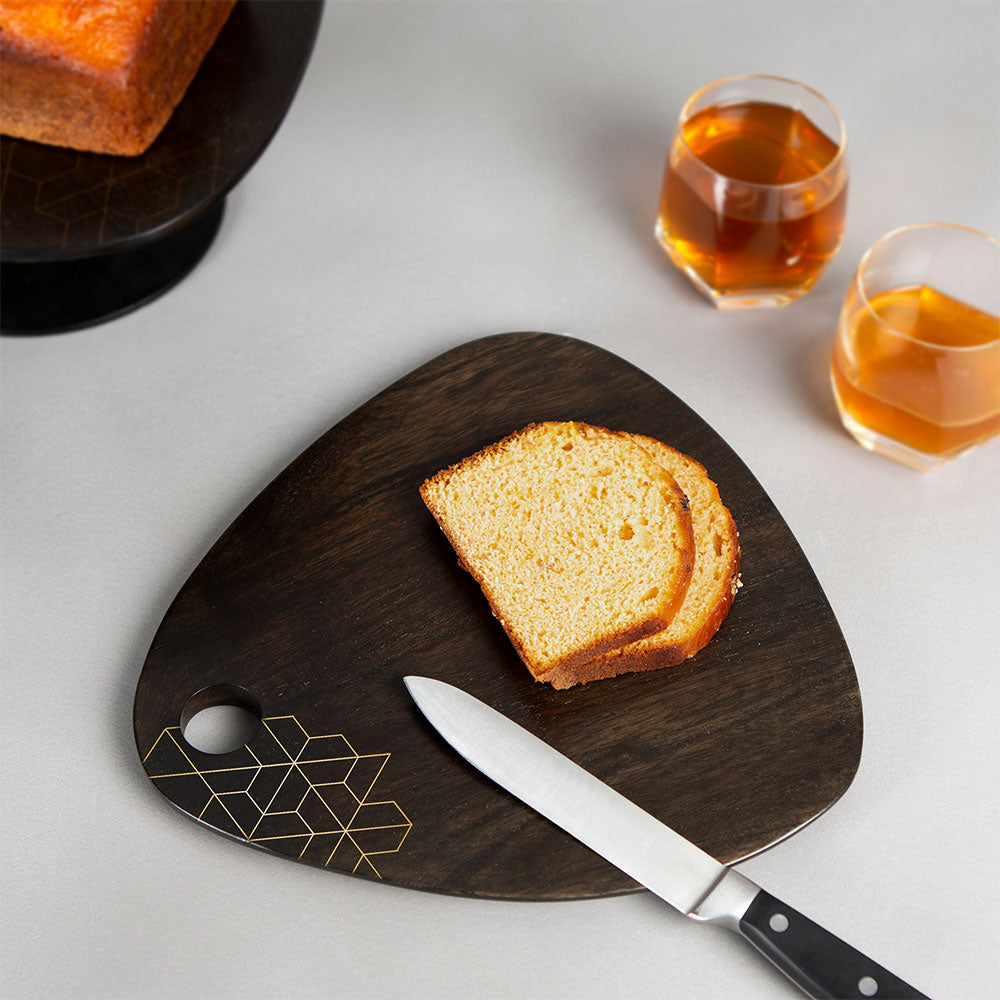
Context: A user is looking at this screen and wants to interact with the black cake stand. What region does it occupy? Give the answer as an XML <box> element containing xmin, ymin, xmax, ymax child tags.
<box><xmin>1</xmin><ymin>0</ymin><xmax>323</xmax><ymax>335</ymax></box>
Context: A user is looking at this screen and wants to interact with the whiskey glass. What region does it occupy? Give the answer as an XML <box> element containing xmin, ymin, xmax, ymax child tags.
<box><xmin>831</xmin><ymin>223</ymin><xmax>1000</xmax><ymax>470</ymax></box>
<box><xmin>656</xmin><ymin>74</ymin><xmax>848</xmax><ymax>308</ymax></box>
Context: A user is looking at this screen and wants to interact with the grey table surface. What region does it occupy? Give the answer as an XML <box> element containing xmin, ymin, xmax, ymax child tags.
<box><xmin>2</xmin><ymin>2</ymin><xmax>999</xmax><ymax>999</ymax></box>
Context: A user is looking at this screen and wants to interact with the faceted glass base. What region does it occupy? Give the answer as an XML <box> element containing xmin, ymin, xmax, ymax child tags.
<box><xmin>655</xmin><ymin>225</ymin><xmax>813</xmax><ymax>309</ymax></box>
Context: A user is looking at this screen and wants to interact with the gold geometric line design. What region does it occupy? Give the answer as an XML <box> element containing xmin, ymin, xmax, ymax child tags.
<box><xmin>143</xmin><ymin>714</ymin><xmax>412</xmax><ymax>879</ymax></box>
<box><xmin>157</xmin><ymin>728</ymin><xmax>259</xmax><ymax>840</ymax></box>
<box><xmin>150</xmin><ymin>765</ymin><xmax>261</xmax><ymax>778</ymax></box>
<box><xmin>344</xmin><ymin>819</ymin><xmax>414</xmax><ymax>832</ymax></box>
<box><xmin>263</xmin><ymin>715</ymin><xmax>309</xmax><ymax>760</ymax></box>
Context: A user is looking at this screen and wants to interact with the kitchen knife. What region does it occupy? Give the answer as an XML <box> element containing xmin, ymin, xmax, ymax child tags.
<box><xmin>404</xmin><ymin>676</ymin><xmax>929</xmax><ymax>1000</ymax></box>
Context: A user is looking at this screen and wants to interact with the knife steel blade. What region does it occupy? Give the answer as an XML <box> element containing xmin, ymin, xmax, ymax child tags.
<box><xmin>405</xmin><ymin>676</ymin><xmax>929</xmax><ymax>1000</ymax></box>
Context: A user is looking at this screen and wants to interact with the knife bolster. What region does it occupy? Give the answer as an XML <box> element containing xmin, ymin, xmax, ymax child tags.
<box><xmin>689</xmin><ymin>869</ymin><xmax>759</xmax><ymax>929</ymax></box>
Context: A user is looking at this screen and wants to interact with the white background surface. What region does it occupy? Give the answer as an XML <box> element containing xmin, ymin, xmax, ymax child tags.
<box><xmin>2</xmin><ymin>2</ymin><xmax>999</xmax><ymax>998</ymax></box>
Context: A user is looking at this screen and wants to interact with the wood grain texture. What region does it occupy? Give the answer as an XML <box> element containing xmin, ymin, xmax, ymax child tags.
<box><xmin>133</xmin><ymin>332</ymin><xmax>863</xmax><ymax>900</ymax></box>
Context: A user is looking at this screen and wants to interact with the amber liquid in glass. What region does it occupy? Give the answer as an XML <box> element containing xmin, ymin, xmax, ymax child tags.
<box><xmin>831</xmin><ymin>285</ymin><xmax>1000</xmax><ymax>457</ymax></box>
<box><xmin>658</xmin><ymin>101</ymin><xmax>847</xmax><ymax>297</ymax></box>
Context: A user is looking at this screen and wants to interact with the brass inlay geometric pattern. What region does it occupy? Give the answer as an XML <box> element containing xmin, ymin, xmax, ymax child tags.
<box><xmin>1</xmin><ymin>137</ymin><xmax>233</xmax><ymax>252</ymax></box>
<box><xmin>143</xmin><ymin>716</ymin><xmax>412</xmax><ymax>879</ymax></box>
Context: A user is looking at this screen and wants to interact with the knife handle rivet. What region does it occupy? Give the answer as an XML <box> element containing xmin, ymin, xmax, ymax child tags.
<box><xmin>768</xmin><ymin>913</ymin><xmax>789</xmax><ymax>933</ymax></box>
<box><xmin>858</xmin><ymin>976</ymin><xmax>879</xmax><ymax>997</ymax></box>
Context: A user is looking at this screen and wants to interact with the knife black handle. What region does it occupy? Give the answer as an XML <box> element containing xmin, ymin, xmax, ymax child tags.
<box><xmin>738</xmin><ymin>890</ymin><xmax>930</xmax><ymax>999</ymax></box>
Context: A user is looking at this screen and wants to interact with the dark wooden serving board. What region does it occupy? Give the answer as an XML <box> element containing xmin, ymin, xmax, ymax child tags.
<box><xmin>133</xmin><ymin>332</ymin><xmax>863</xmax><ymax>900</ymax></box>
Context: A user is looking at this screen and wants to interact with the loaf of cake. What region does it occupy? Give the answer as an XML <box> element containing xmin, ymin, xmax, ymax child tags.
<box><xmin>0</xmin><ymin>0</ymin><xmax>237</xmax><ymax>155</ymax></box>
<box><xmin>579</xmin><ymin>435</ymin><xmax>740</xmax><ymax>680</ymax></box>
<box><xmin>420</xmin><ymin>422</ymin><xmax>696</xmax><ymax>687</ymax></box>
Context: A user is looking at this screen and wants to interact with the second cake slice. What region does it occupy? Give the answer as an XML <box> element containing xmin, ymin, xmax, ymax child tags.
<box><xmin>579</xmin><ymin>435</ymin><xmax>741</xmax><ymax>682</ymax></box>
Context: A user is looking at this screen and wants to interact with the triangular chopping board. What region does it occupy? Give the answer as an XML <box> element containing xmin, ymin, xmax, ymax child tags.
<box><xmin>133</xmin><ymin>332</ymin><xmax>863</xmax><ymax>900</ymax></box>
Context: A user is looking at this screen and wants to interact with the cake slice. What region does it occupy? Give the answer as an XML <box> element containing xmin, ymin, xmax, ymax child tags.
<box><xmin>420</xmin><ymin>422</ymin><xmax>695</xmax><ymax>687</ymax></box>
<box><xmin>580</xmin><ymin>435</ymin><xmax>740</xmax><ymax>681</ymax></box>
